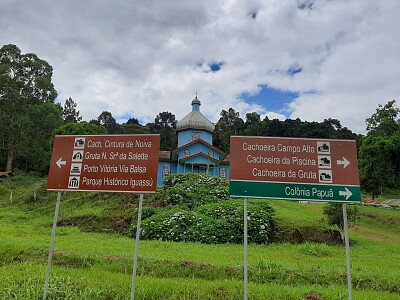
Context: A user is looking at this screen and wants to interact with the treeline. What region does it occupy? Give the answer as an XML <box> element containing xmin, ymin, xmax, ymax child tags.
<box><xmin>1</xmin><ymin>44</ymin><xmax>399</xmax><ymax>197</ymax></box>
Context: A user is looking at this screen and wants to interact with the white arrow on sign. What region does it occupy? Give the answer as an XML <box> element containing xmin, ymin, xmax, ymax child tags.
<box><xmin>56</xmin><ymin>157</ymin><xmax>66</xmax><ymax>168</ymax></box>
<box><xmin>339</xmin><ymin>187</ymin><xmax>352</xmax><ymax>200</ymax></box>
<box><xmin>336</xmin><ymin>157</ymin><xmax>350</xmax><ymax>168</ymax></box>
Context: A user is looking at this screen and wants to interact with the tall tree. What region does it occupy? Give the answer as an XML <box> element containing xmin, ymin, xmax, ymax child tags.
<box><xmin>0</xmin><ymin>44</ymin><xmax>58</xmax><ymax>172</ymax></box>
<box><xmin>126</xmin><ymin>117</ymin><xmax>139</xmax><ymax>125</ymax></box>
<box><xmin>359</xmin><ymin>100</ymin><xmax>400</xmax><ymax>197</ymax></box>
<box><xmin>366</xmin><ymin>100</ymin><xmax>400</xmax><ymax>137</ymax></box>
<box><xmin>214</xmin><ymin>108</ymin><xmax>244</xmax><ymax>151</ymax></box>
<box><xmin>62</xmin><ymin>97</ymin><xmax>82</xmax><ymax>123</ymax></box>
<box><xmin>243</xmin><ymin>112</ymin><xmax>262</xmax><ymax>136</ymax></box>
<box><xmin>97</xmin><ymin>111</ymin><xmax>118</xmax><ymax>133</ymax></box>
<box><xmin>17</xmin><ymin>102</ymin><xmax>63</xmax><ymax>173</ymax></box>
<box><xmin>147</xmin><ymin>112</ymin><xmax>177</xmax><ymax>150</ymax></box>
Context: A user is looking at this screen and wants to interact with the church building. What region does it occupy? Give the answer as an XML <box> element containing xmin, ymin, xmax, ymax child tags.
<box><xmin>157</xmin><ymin>96</ymin><xmax>230</xmax><ymax>186</ymax></box>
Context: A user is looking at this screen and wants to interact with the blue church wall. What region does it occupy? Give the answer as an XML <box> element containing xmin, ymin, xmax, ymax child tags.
<box><xmin>157</xmin><ymin>161</ymin><xmax>177</xmax><ymax>186</ymax></box>
<box><xmin>179</xmin><ymin>164</ymin><xmax>218</xmax><ymax>176</ymax></box>
<box><xmin>177</xmin><ymin>130</ymin><xmax>213</xmax><ymax>147</ymax></box>
<box><xmin>175</xmin><ymin>140</ymin><xmax>221</xmax><ymax>160</ymax></box>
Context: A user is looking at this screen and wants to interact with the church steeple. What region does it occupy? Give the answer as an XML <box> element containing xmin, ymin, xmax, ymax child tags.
<box><xmin>191</xmin><ymin>96</ymin><xmax>201</xmax><ymax>111</ymax></box>
<box><xmin>176</xmin><ymin>95</ymin><xmax>215</xmax><ymax>133</ymax></box>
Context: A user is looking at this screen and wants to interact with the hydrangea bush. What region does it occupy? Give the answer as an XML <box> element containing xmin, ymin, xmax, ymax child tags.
<box><xmin>131</xmin><ymin>174</ymin><xmax>276</xmax><ymax>244</ymax></box>
<box><xmin>132</xmin><ymin>201</ymin><xmax>276</xmax><ymax>244</ymax></box>
<box><xmin>162</xmin><ymin>173</ymin><xmax>230</xmax><ymax>209</ymax></box>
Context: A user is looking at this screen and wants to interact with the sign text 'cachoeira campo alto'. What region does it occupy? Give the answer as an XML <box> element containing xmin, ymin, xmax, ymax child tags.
<box><xmin>230</xmin><ymin>136</ymin><xmax>361</xmax><ymax>203</ymax></box>
<box><xmin>47</xmin><ymin>135</ymin><xmax>160</xmax><ymax>193</ymax></box>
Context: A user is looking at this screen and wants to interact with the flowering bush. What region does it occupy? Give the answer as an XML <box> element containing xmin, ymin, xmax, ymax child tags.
<box><xmin>132</xmin><ymin>201</ymin><xmax>276</xmax><ymax>244</ymax></box>
<box><xmin>196</xmin><ymin>201</ymin><xmax>276</xmax><ymax>244</ymax></box>
<box><xmin>162</xmin><ymin>174</ymin><xmax>229</xmax><ymax>209</ymax></box>
<box><xmin>131</xmin><ymin>209</ymin><xmax>206</xmax><ymax>242</ymax></box>
<box><xmin>131</xmin><ymin>174</ymin><xmax>276</xmax><ymax>244</ymax></box>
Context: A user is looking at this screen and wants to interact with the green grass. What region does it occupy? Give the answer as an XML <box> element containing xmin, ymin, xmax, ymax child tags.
<box><xmin>1</xmin><ymin>175</ymin><xmax>400</xmax><ymax>299</ymax></box>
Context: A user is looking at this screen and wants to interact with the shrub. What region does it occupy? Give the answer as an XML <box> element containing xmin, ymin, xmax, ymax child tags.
<box><xmin>196</xmin><ymin>201</ymin><xmax>276</xmax><ymax>244</ymax></box>
<box><xmin>131</xmin><ymin>208</ymin><xmax>205</xmax><ymax>242</ymax></box>
<box><xmin>162</xmin><ymin>174</ymin><xmax>229</xmax><ymax>209</ymax></box>
<box><xmin>323</xmin><ymin>203</ymin><xmax>358</xmax><ymax>231</ymax></box>
<box><xmin>132</xmin><ymin>200</ymin><xmax>276</xmax><ymax>244</ymax></box>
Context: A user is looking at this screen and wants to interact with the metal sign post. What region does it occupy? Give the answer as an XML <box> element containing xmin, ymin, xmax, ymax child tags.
<box><xmin>229</xmin><ymin>136</ymin><xmax>361</xmax><ymax>299</ymax></box>
<box><xmin>131</xmin><ymin>194</ymin><xmax>144</xmax><ymax>300</ymax></box>
<box><xmin>45</xmin><ymin>134</ymin><xmax>160</xmax><ymax>299</ymax></box>
<box><xmin>342</xmin><ymin>203</ymin><xmax>353</xmax><ymax>300</ymax></box>
<box><xmin>243</xmin><ymin>198</ymin><xmax>248</xmax><ymax>300</ymax></box>
<box><xmin>43</xmin><ymin>191</ymin><xmax>62</xmax><ymax>300</ymax></box>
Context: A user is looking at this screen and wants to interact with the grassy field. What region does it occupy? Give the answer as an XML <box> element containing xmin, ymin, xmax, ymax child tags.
<box><xmin>1</xmin><ymin>175</ymin><xmax>399</xmax><ymax>299</ymax></box>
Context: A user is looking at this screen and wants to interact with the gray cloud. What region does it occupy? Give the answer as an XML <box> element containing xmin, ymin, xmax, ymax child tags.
<box><xmin>1</xmin><ymin>0</ymin><xmax>399</xmax><ymax>133</ymax></box>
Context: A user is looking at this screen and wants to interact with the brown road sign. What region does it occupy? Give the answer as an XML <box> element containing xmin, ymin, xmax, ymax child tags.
<box><xmin>230</xmin><ymin>136</ymin><xmax>361</xmax><ymax>203</ymax></box>
<box><xmin>231</xmin><ymin>136</ymin><xmax>359</xmax><ymax>185</ymax></box>
<box><xmin>47</xmin><ymin>135</ymin><xmax>160</xmax><ymax>193</ymax></box>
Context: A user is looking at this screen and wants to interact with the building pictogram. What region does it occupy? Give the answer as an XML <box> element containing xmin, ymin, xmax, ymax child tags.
<box><xmin>68</xmin><ymin>176</ymin><xmax>80</xmax><ymax>188</ymax></box>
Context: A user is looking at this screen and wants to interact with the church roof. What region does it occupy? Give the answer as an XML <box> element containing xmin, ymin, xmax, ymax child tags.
<box><xmin>176</xmin><ymin>97</ymin><xmax>215</xmax><ymax>133</ymax></box>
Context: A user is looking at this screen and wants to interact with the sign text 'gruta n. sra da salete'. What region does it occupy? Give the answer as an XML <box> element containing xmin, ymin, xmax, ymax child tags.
<box><xmin>47</xmin><ymin>135</ymin><xmax>160</xmax><ymax>193</ymax></box>
<box><xmin>230</xmin><ymin>136</ymin><xmax>361</xmax><ymax>203</ymax></box>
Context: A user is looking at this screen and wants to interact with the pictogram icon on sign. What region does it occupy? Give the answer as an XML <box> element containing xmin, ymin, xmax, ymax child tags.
<box><xmin>317</xmin><ymin>141</ymin><xmax>330</xmax><ymax>154</ymax></box>
<box><xmin>68</xmin><ymin>176</ymin><xmax>80</xmax><ymax>188</ymax></box>
<box><xmin>72</xmin><ymin>150</ymin><xmax>84</xmax><ymax>162</ymax></box>
<box><xmin>74</xmin><ymin>137</ymin><xmax>85</xmax><ymax>148</ymax></box>
<box><xmin>70</xmin><ymin>163</ymin><xmax>82</xmax><ymax>175</ymax></box>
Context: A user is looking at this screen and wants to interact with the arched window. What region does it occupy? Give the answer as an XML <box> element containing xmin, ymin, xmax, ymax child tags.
<box><xmin>208</xmin><ymin>151</ymin><xmax>214</xmax><ymax>158</ymax></box>
<box><xmin>184</xmin><ymin>149</ymin><xmax>190</xmax><ymax>157</ymax></box>
<box><xmin>192</xmin><ymin>132</ymin><xmax>200</xmax><ymax>141</ymax></box>
<box><xmin>163</xmin><ymin>163</ymin><xmax>171</xmax><ymax>177</ymax></box>
<box><xmin>220</xmin><ymin>167</ymin><xmax>226</xmax><ymax>178</ymax></box>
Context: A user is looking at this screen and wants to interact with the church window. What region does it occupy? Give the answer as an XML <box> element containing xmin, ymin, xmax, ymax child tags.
<box><xmin>220</xmin><ymin>167</ymin><xmax>226</xmax><ymax>178</ymax></box>
<box><xmin>208</xmin><ymin>151</ymin><xmax>214</xmax><ymax>158</ymax></box>
<box><xmin>192</xmin><ymin>132</ymin><xmax>200</xmax><ymax>140</ymax></box>
<box><xmin>184</xmin><ymin>149</ymin><xmax>190</xmax><ymax>157</ymax></box>
<box><xmin>163</xmin><ymin>163</ymin><xmax>171</xmax><ymax>177</ymax></box>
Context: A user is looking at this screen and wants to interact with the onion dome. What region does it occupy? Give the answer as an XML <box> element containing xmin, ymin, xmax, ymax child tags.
<box><xmin>176</xmin><ymin>97</ymin><xmax>215</xmax><ymax>133</ymax></box>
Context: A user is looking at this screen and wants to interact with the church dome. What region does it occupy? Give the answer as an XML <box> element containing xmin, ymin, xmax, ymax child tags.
<box><xmin>176</xmin><ymin>97</ymin><xmax>215</xmax><ymax>133</ymax></box>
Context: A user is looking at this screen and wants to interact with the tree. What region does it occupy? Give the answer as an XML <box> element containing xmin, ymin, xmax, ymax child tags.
<box><xmin>0</xmin><ymin>44</ymin><xmax>58</xmax><ymax>172</ymax></box>
<box><xmin>147</xmin><ymin>112</ymin><xmax>177</xmax><ymax>150</ymax></box>
<box><xmin>53</xmin><ymin>122</ymin><xmax>108</xmax><ymax>136</ymax></box>
<box><xmin>359</xmin><ymin>100</ymin><xmax>400</xmax><ymax>197</ymax></box>
<box><xmin>126</xmin><ymin>117</ymin><xmax>139</xmax><ymax>125</ymax></box>
<box><xmin>359</xmin><ymin>135</ymin><xmax>400</xmax><ymax>197</ymax></box>
<box><xmin>97</xmin><ymin>111</ymin><xmax>118</xmax><ymax>133</ymax></box>
<box><xmin>218</xmin><ymin>108</ymin><xmax>244</xmax><ymax>135</ymax></box>
<box><xmin>214</xmin><ymin>108</ymin><xmax>244</xmax><ymax>151</ymax></box>
<box><xmin>62</xmin><ymin>97</ymin><xmax>82</xmax><ymax>123</ymax></box>
<box><xmin>17</xmin><ymin>102</ymin><xmax>63</xmax><ymax>173</ymax></box>
<box><xmin>366</xmin><ymin>100</ymin><xmax>400</xmax><ymax>137</ymax></box>
<box><xmin>243</xmin><ymin>112</ymin><xmax>262</xmax><ymax>136</ymax></box>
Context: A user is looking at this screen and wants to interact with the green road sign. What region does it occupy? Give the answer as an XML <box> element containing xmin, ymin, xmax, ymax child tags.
<box><xmin>230</xmin><ymin>136</ymin><xmax>361</xmax><ymax>203</ymax></box>
<box><xmin>230</xmin><ymin>180</ymin><xmax>361</xmax><ymax>203</ymax></box>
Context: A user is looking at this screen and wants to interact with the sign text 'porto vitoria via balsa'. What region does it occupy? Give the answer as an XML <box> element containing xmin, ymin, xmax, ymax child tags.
<box><xmin>47</xmin><ymin>135</ymin><xmax>160</xmax><ymax>193</ymax></box>
<box><xmin>230</xmin><ymin>136</ymin><xmax>361</xmax><ymax>203</ymax></box>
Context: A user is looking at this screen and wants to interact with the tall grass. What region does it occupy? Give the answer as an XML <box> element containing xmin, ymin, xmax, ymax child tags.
<box><xmin>1</xmin><ymin>175</ymin><xmax>400</xmax><ymax>299</ymax></box>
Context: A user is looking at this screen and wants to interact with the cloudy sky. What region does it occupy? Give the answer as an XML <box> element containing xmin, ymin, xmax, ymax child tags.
<box><xmin>1</xmin><ymin>0</ymin><xmax>399</xmax><ymax>134</ymax></box>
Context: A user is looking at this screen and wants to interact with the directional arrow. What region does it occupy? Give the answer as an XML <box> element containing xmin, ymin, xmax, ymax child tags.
<box><xmin>339</xmin><ymin>187</ymin><xmax>352</xmax><ymax>200</ymax></box>
<box><xmin>337</xmin><ymin>157</ymin><xmax>350</xmax><ymax>168</ymax></box>
<box><xmin>56</xmin><ymin>157</ymin><xmax>66</xmax><ymax>168</ymax></box>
